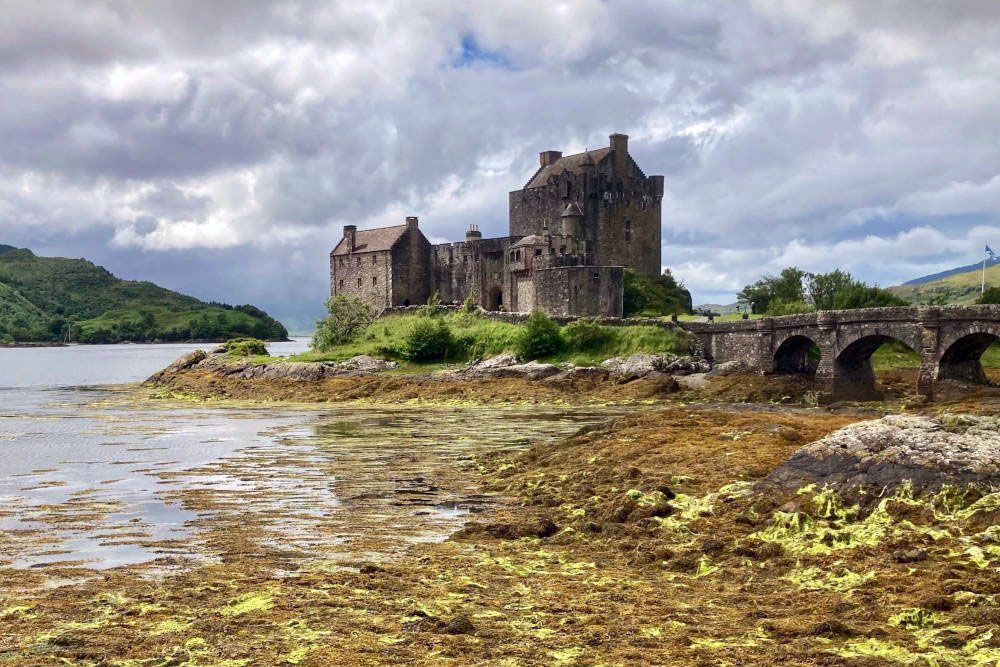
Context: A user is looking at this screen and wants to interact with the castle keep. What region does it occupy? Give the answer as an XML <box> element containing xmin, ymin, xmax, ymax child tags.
<box><xmin>330</xmin><ymin>133</ymin><xmax>664</xmax><ymax>317</ymax></box>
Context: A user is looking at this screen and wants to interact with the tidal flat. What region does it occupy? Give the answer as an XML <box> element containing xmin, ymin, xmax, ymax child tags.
<box><xmin>1</xmin><ymin>345</ymin><xmax>998</xmax><ymax>665</ymax></box>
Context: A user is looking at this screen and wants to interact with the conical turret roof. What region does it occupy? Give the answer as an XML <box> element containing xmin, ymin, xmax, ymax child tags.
<box><xmin>561</xmin><ymin>202</ymin><xmax>583</xmax><ymax>217</ymax></box>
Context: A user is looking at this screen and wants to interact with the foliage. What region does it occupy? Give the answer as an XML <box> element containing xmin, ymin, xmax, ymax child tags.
<box><xmin>401</xmin><ymin>317</ymin><xmax>455</xmax><ymax>361</ymax></box>
<box><xmin>461</xmin><ymin>293</ymin><xmax>478</xmax><ymax>314</ymax></box>
<box><xmin>286</xmin><ymin>311</ymin><xmax>692</xmax><ymax>366</ymax></box>
<box><xmin>739</xmin><ymin>267</ymin><xmax>808</xmax><ymax>314</ymax></box>
<box><xmin>741</xmin><ymin>267</ymin><xmax>905</xmax><ymax>314</ymax></box>
<box><xmin>0</xmin><ymin>245</ymin><xmax>288</xmax><ymax>343</ymax></box>
<box><xmin>312</xmin><ymin>296</ymin><xmax>375</xmax><ymax>351</ymax></box>
<box><xmin>623</xmin><ymin>269</ymin><xmax>692</xmax><ymax>317</ymax></box>
<box><xmin>223</xmin><ymin>337</ymin><xmax>269</xmax><ymax>357</ymax></box>
<box><xmin>563</xmin><ymin>318</ymin><xmax>613</xmax><ymax>351</ymax></box>
<box><xmin>765</xmin><ymin>299</ymin><xmax>814</xmax><ymax>316</ymax></box>
<box><xmin>977</xmin><ymin>286</ymin><xmax>1000</xmax><ymax>304</ymax></box>
<box><xmin>515</xmin><ymin>311</ymin><xmax>565</xmax><ymax>360</ymax></box>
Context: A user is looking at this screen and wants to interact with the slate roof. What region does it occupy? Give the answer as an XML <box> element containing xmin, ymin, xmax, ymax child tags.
<box><xmin>525</xmin><ymin>147</ymin><xmax>611</xmax><ymax>188</ymax></box>
<box><xmin>512</xmin><ymin>234</ymin><xmax>547</xmax><ymax>247</ymax></box>
<box><xmin>331</xmin><ymin>224</ymin><xmax>408</xmax><ymax>255</ymax></box>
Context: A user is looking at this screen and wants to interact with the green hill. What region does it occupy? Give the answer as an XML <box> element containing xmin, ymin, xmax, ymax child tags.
<box><xmin>890</xmin><ymin>262</ymin><xmax>1000</xmax><ymax>305</ymax></box>
<box><xmin>0</xmin><ymin>245</ymin><xmax>288</xmax><ymax>344</ymax></box>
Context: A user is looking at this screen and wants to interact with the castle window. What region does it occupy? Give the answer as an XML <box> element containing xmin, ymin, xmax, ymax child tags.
<box><xmin>625</xmin><ymin>220</ymin><xmax>632</xmax><ymax>242</ymax></box>
<box><xmin>357</xmin><ymin>277</ymin><xmax>362</xmax><ymax>287</ymax></box>
<box><xmin>559</xmin><ymin>246</ymin><xmax>566</xmax><ymax>255</ymax></box>
<box><xmin>593</xmin><ymin>272</ymin><xmax>600</xmax><ymax>283</ymax></box>
<box><xmin>356</xmin><ymin>256</ymin><xmax>361</xmax><ymax>266</ymax></box>
<box><xmin>338</xmin><ymin>279</ymin><xmax>344</xmax><ymax>290</ymax></box>
<box><xmin>549</xmin><ymin>248</ymin><xmax>555</xmax><ymax>255</ymax></box>
<box><xmin>372</xmin><ymin>276</ymin><xmax>377</xmax><ymax>286</ymax></box>
<box><xmin>372</xmin><ymin>254</ymin><xmax>377</xmax><ymax>265</ymax></box>
<box><xmin>534</xmin><ymin>249</ymin><xmax>542</xmax><ymax>257</ymax></box>
<box><xmin>515</xmin><ymin>250</ymin><xmax>521</xmax><ymax>261</ymax></box>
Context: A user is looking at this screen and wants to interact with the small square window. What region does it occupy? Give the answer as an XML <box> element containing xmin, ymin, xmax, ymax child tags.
<box><xmin>593</xmin><ymin>272</ymin><xmax>600</xmax><ymax>282</ymax></box>
<box><xmin>534</xmin><ymin>249</ymin><xmax>542</xmax><ymax>257</ymax></box>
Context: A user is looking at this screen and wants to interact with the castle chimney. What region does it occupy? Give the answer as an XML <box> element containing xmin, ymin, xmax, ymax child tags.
<box><xmin>405</xmin><ymin>216</ymin><xmax>419</xmax><ymax>231</ymax></box>
<box><xmin>465</xmin><ymin>224</ymin><xmax>482</xmax><ymax>242</ymax></box>
<box><xmin>539</xmin><ymin>150</ymin><xmax>562</xmax><ymax>167</ymax></box>
<box><xmin>610</xmin><ymin>133</ymin><xmax>628</xmax><ymax>172</ymax></box>
<box><xmin>561</xmin><ymin>202</ymin><xmax>583</xmax><ymax>238</ymax></box>
<box><xmin>343</xmin><ymin>225</ymin><xmax>357</xmax><ymax>252</ymax></box>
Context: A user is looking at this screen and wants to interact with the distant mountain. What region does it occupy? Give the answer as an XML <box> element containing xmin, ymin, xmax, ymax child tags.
<box><xmin>902</xmin><ymin>257</ymin><xmax>1000</xmax><ymax>286</ymax></box>
<box><xmin>890</xmin><ymin>259</ymin><xmax>1000</xmax><ymax>305</ymax></box>
<box><xmin>0</xmin><ymin>246</ymin><xmax>288</xmax><ymax>344</ymax></box>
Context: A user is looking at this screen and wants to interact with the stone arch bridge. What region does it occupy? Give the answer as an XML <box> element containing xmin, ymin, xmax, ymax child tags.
<box><xmin>681</xmin><ymin>306</ymin><xmax>1000</xmax><ymax>399</ymax></box>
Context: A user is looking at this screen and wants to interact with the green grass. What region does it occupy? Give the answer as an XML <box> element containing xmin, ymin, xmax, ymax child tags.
<box><xmin>285</xmin><ymin>311</ymin><xmax>693</xmax><ymax>368</ymax></box>
<box><xmin>890</xmin><ymin>261</ymin><xmax>1000</xmax><ymax>305</ymax></box>
<box><xmin>870</xmin><ymin>340</ymin><xmax>1000</xmax><ymax>370</ymax></box>
<box><xmin>0</xmin><ymin>245</ymin><xmax>287</xmax><ymax>343</ymax></box>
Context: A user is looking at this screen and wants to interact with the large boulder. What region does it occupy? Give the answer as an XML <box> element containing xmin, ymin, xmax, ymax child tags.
<box><xmin>145</xmin><ymin>349</ymin><xmax>207</xmax><ymax>384</ymax></box>
<box><xmin>601</xmin><ymin>353</ymin><xmax>710</xmax><ymax>382</ymax></box>
<box><xmin>464</xmin><ymin>353</ymin><xmax>519</xmax><ymax>377</ymax></box>
<box><xmin>486</xmin><ymin>361</ymin><xmax>562</xmax><ymax>381</ymax></box>
<box><xmin>339</xmin><ymin>355</ymin><xmax>399</xmax><ymax>373</ymax></box>
<box><xmin>767</xmin><ymin>414</ymin><xmax>1000</xmax><ymax>495</ymax></box>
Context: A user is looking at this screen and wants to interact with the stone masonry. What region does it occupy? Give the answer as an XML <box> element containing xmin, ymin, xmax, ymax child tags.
<box><xmin>681</xmin><ymin>305</ymin><xmax>1000</xmax><ymax>399</ymax></box>
<box><xmin>329</xmin><ymin>133</ymin><xmax>664</xmax><ymax>318</ymax></box>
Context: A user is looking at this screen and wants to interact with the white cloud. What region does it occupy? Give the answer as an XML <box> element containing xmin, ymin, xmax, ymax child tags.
<box><xmin>2</xmin><ymin>0</ymin><xmax>1000</xmax><ymax>316</ymax></box>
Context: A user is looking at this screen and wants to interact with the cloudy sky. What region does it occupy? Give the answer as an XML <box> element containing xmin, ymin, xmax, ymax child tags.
<box><xmin>2</xmin><ymin>1</ymin><xmax>999</xmax><ymax>328</ymax></box>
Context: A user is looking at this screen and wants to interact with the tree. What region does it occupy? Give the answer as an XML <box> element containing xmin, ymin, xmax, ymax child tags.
<box><xmin>978</xmin><ymin>287</ymin><xmax>1000</xmax><ymax>304</ymax></box>
<box><xmin>623</xmin><ymin>269</ymin><xmax>693</xmax><ymax>316</ymax></box>
<box><xmin>312</xmin><ymin>296</ymin><xmax>375</xmax><ymax>351</ymax></box>
<box><xmin>739</xmin><ymin>267</ymin><xmax>807</xmax><ymax>314</ymax></box>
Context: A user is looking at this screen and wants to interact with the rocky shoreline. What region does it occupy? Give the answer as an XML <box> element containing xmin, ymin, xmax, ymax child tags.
<box><xmin>144</xmin><ymin>348</ymin><xmax>717</xmax><ymax>404</ymax></box>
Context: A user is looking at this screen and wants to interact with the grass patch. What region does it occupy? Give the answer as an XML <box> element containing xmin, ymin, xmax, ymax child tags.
<box><xmin>287</xmin><ymin>311</ymin><xmax>693</xmax><ymax>366</ymax></box>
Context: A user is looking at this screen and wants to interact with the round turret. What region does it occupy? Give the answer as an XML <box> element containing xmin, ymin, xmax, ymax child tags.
<box><xmin>561</xmin><ymin>202</ymin><xmax>583</xmax><ymax>238</ymax></box>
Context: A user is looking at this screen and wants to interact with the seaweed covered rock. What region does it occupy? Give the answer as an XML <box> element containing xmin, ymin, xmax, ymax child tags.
<box><xmin>601</xmin><ymin>353</ymin><xmax>709</xmax><ymax>382</ymax></box>
<box><xmin>767</xmin><ymin>414</ymin><xmax>1000</xmax><ymax>495</ymax></box>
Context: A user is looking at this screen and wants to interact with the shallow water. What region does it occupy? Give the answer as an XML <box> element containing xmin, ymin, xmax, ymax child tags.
<box><xmin>0</xmin><ymin>341</ymin><xmax>622</xmax><ymax>572</ymax></box>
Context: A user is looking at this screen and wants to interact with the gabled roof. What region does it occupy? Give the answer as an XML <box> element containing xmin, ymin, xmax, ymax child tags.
<box><xmin>331</xmin><ymin>224</ymin><xmax>408</xmax><ymax>255</ymax></box>
<box><xmin>525</xmin><ymin>147</ymin><xmax>611</xmax><ymax>189</ymax></box>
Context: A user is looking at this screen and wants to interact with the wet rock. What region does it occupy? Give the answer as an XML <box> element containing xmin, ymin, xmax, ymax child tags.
<box><xmin>453</xmin><ymin>516</ymin><xmax>558</xmax><ymax>540</ymax></box>
<box><xmin>444</xmin><ymin>614</ymin><xmax>476</xmax><ymax>635</ymax></box>
<box><xmin>675</xmin><ymin>373</ymin><xmax>711</xmax><ymax>390</ymax></box>
<box><xmin>707</xmin><ymin>360</ymin><xmax>747</xmax><ymax>376</ymax></box>
<box><xmin>893</xmin><ymin>548</ymin><xmax>928</xmax><ymax>564</ymax></box>
<box><xmin>602</xmin><ymin>353</ymin><xmax>709</xmax><ymax>382</ymax></box>
<box><xmin>809</xmin><ymin>620</ymin><xmax>857</xmax><ymax>637</ymax></box>
<box><xmin>486</xmin><ymin>361</ymin><xmax>562</xmax><ymax>381</ymax></box>
<box><xmin>145</xmin><ymin>349</ymin><xmax>207</xmax><ymax>383</ymax></box>
<box><xmin>541</xmin><ymin>366</ymin><xmax>610</xmax><ymax>385</ymax></box>
<box><xmin>339</xmin><ymin>355</ymin><xmax>398</xmax><ymax>372</ymax></box>
<box><xmin>467</xmin><ymin>352</ymin><xmax>519</xmax><ymax>372</ymax></box>
<box><xmin>766</xmin><ymin>414</ymin><xmax>1000</xmax><ymax>496</ymax></box>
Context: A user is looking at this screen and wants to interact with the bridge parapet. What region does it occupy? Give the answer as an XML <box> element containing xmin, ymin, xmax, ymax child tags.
<box><xmin>679</xmin><ymin>305</ymin><xmax>1000</xmax><ymax>400</ymax></box>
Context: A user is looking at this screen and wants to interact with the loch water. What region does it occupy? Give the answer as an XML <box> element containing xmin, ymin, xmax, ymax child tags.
<box><xmin>0</xmin><ymin>340</ymin><xmax>619</xmax><ymax>572</ymax></box>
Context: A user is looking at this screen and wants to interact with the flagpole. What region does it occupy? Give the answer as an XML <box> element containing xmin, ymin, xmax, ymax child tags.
<box><xmin>983</xmin><ymin>256</ymin><xmax>987</xmax><ymax>297</ymax></box>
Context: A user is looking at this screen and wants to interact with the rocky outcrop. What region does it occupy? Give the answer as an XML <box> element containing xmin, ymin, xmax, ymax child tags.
<box><xmin>146</xmin><ymin>352</ymin><xmax>397</xmax><ymax>385</ymax></box>
<box><xmin>601</xmin><ymin>353</ymin><xmax>710</xmax><ymax>382</ymax></box>
<box><xmin>145</xmin><ymin>349</ymin><xmax>208</xmax><ymax>384</ymax></box>
<box><xmin>767</xmin><ymin>414</ymin><xmax>1000</xmax><ymax>495</ymax></box>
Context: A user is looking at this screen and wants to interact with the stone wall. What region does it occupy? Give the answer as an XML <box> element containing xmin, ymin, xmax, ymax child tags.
<box><xmin>533</xmin><ymin>266</ymin><xmax>624</xmax><ymax>318</ymax></box>
<box><xmin>390</xmin><ymin>226</ymin><xmax>431</xmax><ymax>307</ymax></box>
<box><xmin>330</xmin><ymin>250</ymin><xmax>394</xmax><ymax>312</ymax></box>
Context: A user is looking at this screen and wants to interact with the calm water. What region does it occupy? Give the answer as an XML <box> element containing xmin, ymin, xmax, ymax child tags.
<box><xmin>0</xmin><ymin>340</ymin><xmax>617</xmax><ymax>572</ymax></box>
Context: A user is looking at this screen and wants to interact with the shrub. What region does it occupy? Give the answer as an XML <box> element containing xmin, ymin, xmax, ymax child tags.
<box><xmin>978</xmin><ymin>287</ymin><xmax>1000</xmax><ymax>305</ymax></box>
<box><xmin>623</xmin><ymin>269</ymin><xmax>692</xmax><ymax>316</ymax></box>
<box><xmin>766</xmin><ymin>299</ymin><xmax>814</xmax><ymax>316</ymax></box>
<box><xmin>461</xmin><ymin>293</ymin><xmax>478</xmax><ymax>314</ymax></box>
<box><xmin>224</xmin><ymin>337</ymin><xmax>268</xmax><ymax>357</ymax></box>
<box><xmin>312</xmin><ymin>296</ymin><xmax>374</xmax><ymax>351</ymax></box>
<box><xmin>563</xmin><ymin>318</ymin><xmax>613</xmax><ymax>351</ymax></box>
<box><xmin>516</xmin><ymin>311</ymin><xmax>565</xmax><ymax>360</ymax></box>
<box><xmin>402</xmin><ymin>317</ymin><xmax>455</xmax><ymax>362</ymax></box>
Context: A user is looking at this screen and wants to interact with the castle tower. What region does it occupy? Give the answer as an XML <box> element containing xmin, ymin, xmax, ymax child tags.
<box><xmin>561</xmin><ymin>202</ymin><xmax>582</xmax><ymax>238</ymax></box>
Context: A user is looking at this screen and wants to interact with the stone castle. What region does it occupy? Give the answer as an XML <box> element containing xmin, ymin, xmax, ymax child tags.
<box><xmin>330</xmin><ymin>133</ymin><xmax>664</xmax><ymax>317</ymax></box>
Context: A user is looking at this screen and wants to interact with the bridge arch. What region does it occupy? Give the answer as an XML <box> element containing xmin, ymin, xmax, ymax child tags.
<box><xmin>772</xmin><ymin>334</ymin><xmax>821</xmax><ymax>374</ymax></box>
<box><xmin>833</xmin><ymin>333</ymin><xmax>920</xmax><ymax>399</ymax></box>
<box><xmin>937</xmin><ymin>325</ymin><xmax>1000</xmax><ymax>385</ymax></box>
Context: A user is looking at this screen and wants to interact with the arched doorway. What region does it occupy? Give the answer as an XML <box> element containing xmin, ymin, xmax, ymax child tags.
<box><xmin>939</xmin><ymin>332</ymin><xmax>1000</xmax><ymax>385</ymax></box>
<box><xmin>773</xmin><ymin>335</ymin><xmax>821</xmax><ymax>374</ymax></box>
<box><xmin>487</xmin><ymin>287</ymin><xmax>503</xmax><ymax>312</ymax></box>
